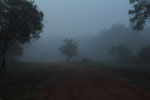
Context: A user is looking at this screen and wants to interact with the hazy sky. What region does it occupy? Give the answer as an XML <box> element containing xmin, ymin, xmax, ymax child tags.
<box><xmin>35</xmin><ymin>0</ymin><xmax>131</xmax><ymax>37</ymax></box>
<box><xmin>22</xmin><ymin>0</ymin><xmax>131</xmax><ymax>62</ymax></box>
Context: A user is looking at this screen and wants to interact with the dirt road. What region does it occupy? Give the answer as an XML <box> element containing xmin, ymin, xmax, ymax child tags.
<box><xmin>37</xmin><ymin>63</ymin><xmax>149</xmax><ymax>100</ymax></box>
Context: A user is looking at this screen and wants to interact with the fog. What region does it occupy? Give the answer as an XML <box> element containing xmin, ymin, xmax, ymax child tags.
<box><xmin>1</xmin><ymin>1</ymin><xmax>150</xmax><ymax>99</ymax></box>
<box><xmin>20</xmin><ymin>0</ymin><xmax>149</xmax><ymax>62</ymax></box>
<box><xmin>34</xmin><ymin>0</ymin><xmax>130</xmax><ymax>36</ymax></box>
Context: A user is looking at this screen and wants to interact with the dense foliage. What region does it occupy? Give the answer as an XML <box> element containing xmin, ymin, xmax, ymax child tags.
<box><xmin>129</xmin><ymin>0</ymin><xmax>150</xmax><ymax>30</ymax></box>
<box><xmin>0</xmin><ymin>0</ymin><xmax>44</xmax><ymax>76</ymax></box>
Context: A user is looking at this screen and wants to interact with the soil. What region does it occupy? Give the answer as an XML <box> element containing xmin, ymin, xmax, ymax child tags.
<box><xmin>37</xmin><ymin>63</ymin><xmax>150</xmax><ymax>100</ymax></box>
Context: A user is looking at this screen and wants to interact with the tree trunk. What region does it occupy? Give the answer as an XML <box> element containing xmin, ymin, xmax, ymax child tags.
<box><xmin>0</xmin><ymin>42</ymin><xmax>7</xmax><ymax>79</ymax></box>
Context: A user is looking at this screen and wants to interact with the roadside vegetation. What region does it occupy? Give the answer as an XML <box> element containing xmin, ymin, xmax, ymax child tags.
<box><xmin>85</xmin><ymin>61</ymin><xmax>150</xmax><ymax>91</ymax></box>
<box><xmin>0</xmin><ymin>61</ymin><xmax>57</xmax><ymax>100</ymax></box>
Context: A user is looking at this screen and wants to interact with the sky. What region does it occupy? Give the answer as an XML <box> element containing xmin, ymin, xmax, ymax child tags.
<box><xmin>21</xmin><ymin>0</ymin><xmax>132</xmax><ymax>62</ymax></box>
<box><xmin>35</xmin><ymin>0</ymin><xmax>131</xmax><ymax>37</ymax></box>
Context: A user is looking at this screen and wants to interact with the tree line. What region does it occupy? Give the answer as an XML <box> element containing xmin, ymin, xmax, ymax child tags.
<box><xmin>0</xmin><ymin>0</ymin><xmax>150</xmax><ymax>77</ymax></box>
<box><xmin>109</xmin><ymin>44</ymin><xmax>150</xmax><ymax>65</ymax></box>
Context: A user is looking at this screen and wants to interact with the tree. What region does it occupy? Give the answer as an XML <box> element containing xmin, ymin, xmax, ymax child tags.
<box><xmin>6</xmin><ymin>41</ymin><xmax>23</xmax><ymax>58</ymax></box>
<box><xmin>0</xmin><ymin>41</ymin><xmax>23</xmax><ymax>59</ymax></box>
<box><xmin>129</xmin><ymin>0</ymin><xmax>150</xmax><ymax>30</ymax></box>
<box><xmin>138</xmin><ymin>46</ymin><xmax>150</xmax><ymax>64</ymax></box>
<box><xmin>59</xmin><ymin>39</ymin><xmax>78</xmax><ymax>63</ymax></box>
<box><xmin>0</xmin><ymin>0</ymin><xmax>44</xmax><ymax>76</ymax></box>
<box><xmin>109</xmin><ymin>44</ymin><xmax>134</xmax><ymax>63</ymax></box>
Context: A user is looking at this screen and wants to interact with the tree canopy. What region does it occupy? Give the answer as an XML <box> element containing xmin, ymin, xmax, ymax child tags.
<box><xmin>0</xmin><ymin>0</ymin><xmax>44</xmax><ymax>43</ymax></box>
<box><xmin>129</xmin><ymin>0</ymin><xmax>150</xmax><ymax>30</ymax></box>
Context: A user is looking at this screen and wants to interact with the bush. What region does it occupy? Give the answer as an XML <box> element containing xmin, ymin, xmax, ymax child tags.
<box><xmin>138</xmin><ymin>46</ymin><xmax>150</xmax><ymax>64</ymax></box>
<box><xmin>109</xmin><ymin>44</ymin><xmax>135</xmax><ymax>64</ymax></box>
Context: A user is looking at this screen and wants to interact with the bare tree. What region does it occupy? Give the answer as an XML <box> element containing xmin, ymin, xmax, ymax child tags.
<box><xmin>59</xmin><ymin>39</ymin><xmax>78</xmax><ymax>63</ymax></box>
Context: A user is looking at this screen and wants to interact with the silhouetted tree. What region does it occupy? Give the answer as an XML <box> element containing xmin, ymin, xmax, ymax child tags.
<box><xmin>109</xmin><ymin>44</ymin><xmax>134</xmax><ymax>63</ymax></box>
<box><xmin>6</xmin><ymin>41</ymin><xmax>23</xmax><ymax>58</ymax></box>
<box><xmin>60</xmin><ymin>39</ymin><xmax>78</xmax><ymax>63</ymax></box>
<box><xmin>0</xmin><ymin>41</ymin><xmax>22</xmax><ymax>67</ymax></box>
<box><xmin>138</xmin><ymin>46</ymin><xmax>150</xmax><ymax>64</ymax></box>
<box><xmin>0</xmin><ymin>0</ymin><xmax>44</xmax><ymax>76</ymax></box>
<box><xmin>129</xmin><ymin>0</ymin><xmax>150</xmax><ymax>30</ymax></box>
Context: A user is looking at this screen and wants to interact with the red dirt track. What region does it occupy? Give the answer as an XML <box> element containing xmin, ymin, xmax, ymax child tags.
<box><xmin>37</xmin><ymin>63</ymin><xmax>149</xmax><ymax>100</ymax></box>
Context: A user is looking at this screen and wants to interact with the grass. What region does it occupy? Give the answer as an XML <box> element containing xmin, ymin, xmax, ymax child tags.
<box><xmin>0</xmin><ymin>61</ymin><xmax>58</xmax><ymax>100</ymax></box>
<box><xmin>87</xmin><ymin>61</ymin><xmax>150</xmax><ymax>91</ymax></box>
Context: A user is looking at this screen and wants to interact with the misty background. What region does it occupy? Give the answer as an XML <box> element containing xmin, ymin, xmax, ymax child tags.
<box><xmin>20</xmin><ymin>0</ymin><xmax>150</xmax><ymax>62</ymax></box>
